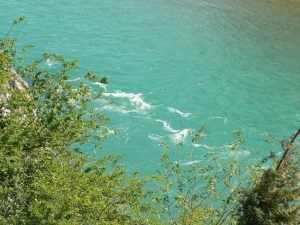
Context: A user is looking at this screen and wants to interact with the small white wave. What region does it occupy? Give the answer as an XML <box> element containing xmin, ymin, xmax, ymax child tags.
<box><xmin>66</xmin><ymin>78</ymin><xmax>81</xmax><ymax>82</ymax></box>
<box><xmin>229</xmin><ymin>150</ymin><xmax>250</xmax><ymax>157</ymax></box>
<box><xmin>92</xmin><ymin>82</ymin><xmax>107</xmax><ymax>90</ymax></box>
<box><xmin>258</xmin><ymin>132</ymin><xmax>270</xmax><ymax>137</ymax></box>
<box><xmin>102</xmin><ymin>126</ymin><xmax>116</xmax><ymax>135</ymax></box>
<box><xmin>167</xmin><ymin>107</ymin><xmax>192</xmax><ymax>118</ymax></box>
<box><xmin>100</xmin><ymin>105</ymin><xmax>136</xmax><ymax>114</ymax></box>
<box><xmin>172</xmin><ymin>129</ymin><xmax>191</xmax><ymax>142</ymax></box>
<box><xmin>103</xmin><ymin>91</ymin><xmax>151</xmax><ymax>112</ymax></box>
<box><xmin>192</xmin><ymin>143</ymin><xmax>215</xmax><ymax>149</ymax></box>
<box><xmin>156</xmin><ymin>119</ymin><xmax>179</xmax><ymax>133</ymax></box>
<box><xmin>148</xmin><ymin>134</ymin><xmax>163</xmax><ymax>141</ymax></box>
<box><xmin>181</xmin><ymin>160</ymin><xmax>200</xmax><ymax>166</ymax></box>
<box><xmin>209</xmin><ymin>116</ymin><xmax>228</xmax><ymax>124</ymax></box>
<box><xmin>240</xmin><ymin>150</ymin><xmax>250</xmax><ymax>156</ymax></box>
<box><xmin>156</xmin><ymin>119</ymin><xmax>191</xmax><ymax>142</ymax></box>
<box><xmin>45</xmin><ymin>59</ymin><xmax>54</xmax><ymax>67</ymax></box>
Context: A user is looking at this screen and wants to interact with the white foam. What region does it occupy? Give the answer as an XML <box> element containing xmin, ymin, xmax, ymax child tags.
<box><xmin>156</xmin><ymin>119</ymin><xmax>191</xmax><ymax>143</ymax></box>
<box><xmin>103</xmin><ymin>91</ymin><xmax>151</xmax><ymax>112</ymax></box>
<box><xmin>172</xmin><ymin>129</ymin><xmax>190</xmax><ymax>142</ymax></box>
<box><xmin>240</xmin><ymin>150</ymin><xmax>250</xmax><ymax>156</ymax></box>
<box><xmin>156</xmin><ymin>119</ymin><xmax>179</xmax><ymax>133</ymax></box>
<box><xmin>100</xmin><ymin>105</ymin><xmax>136</xmax><ymax>114</ymax></box>
<box><xmin>181</xmin><ymin>160</ymin><xmax>200</xmax><ymax>166</ymax></box>
<box><xmin>92</xmin><ymin>82</ymin><xmax>107</xmax><ymax>90</ymax></box>
<box><xmin>148</xmin><ymin>134</ymin><xmax>163</xmax><ymax>141</ymax></box>
<box><xmin>209</xmin><ymin>116</ymin><xmax>228</xmax><ymax>124</ymax></box>
<box><xmin>45</xmin><ymin>59</ymin><xmax>54</xmax><ymax>67</ymax></box>
<box><xmin>102</xmin><ymin>126</ymin><xmax>116</xmax><ymax>135</ymax></box>
<box><xmin>229</xmin><ymin>150</ymin><xmax>250</xmax><ymax>156</ymax></box>
<box><xmin>192</xmin><ymin>143</ymin><xmax>215</xmax><ymax>149</ymax></box>
<box><xmin>66</xmin><ymin>78</ymin><xmax>81</xmax><ymax>82</ymax></box>
<box><xmin>167</xmin><ymin>107</ymin><xmax>192</xmax><ymax>118</ymax></box>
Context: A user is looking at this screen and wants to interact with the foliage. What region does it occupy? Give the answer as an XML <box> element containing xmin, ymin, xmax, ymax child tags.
<box><xmin>0</xmin><ymin>17</ymin><xmax>159</xmax><ymax>225</ymax></box>
<box><xmin>237</xmin><ymin>130</ymin><xmax>300</xmax><ymax>225</ymax></box>
<box><xmin>26</xmin><ymin>154</ymin><xmax>159</xmax><ymax>225</ymax></box>
<box><xmin>151</xmin><ymin>129</ymin><xmax>267</xmax><ymax>225</ymax></box>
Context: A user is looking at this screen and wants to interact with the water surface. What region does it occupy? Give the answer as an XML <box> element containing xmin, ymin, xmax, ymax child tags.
<box><xmin>1</xmin><ymin>0</ymin><xmax>299</xmax><ymax>172</ymax></box>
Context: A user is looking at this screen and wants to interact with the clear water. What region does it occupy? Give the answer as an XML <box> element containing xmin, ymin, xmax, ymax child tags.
<box><xmin>1</xmin><ymin>0</ymin><xmax>299</xmax><ymax>173</ymax></box>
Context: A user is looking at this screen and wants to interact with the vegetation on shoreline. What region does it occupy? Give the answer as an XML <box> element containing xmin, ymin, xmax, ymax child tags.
<box><xmin>0</xmin><ymin>18</ymin><xmax>299</xmax><ymax>225</ymax></box>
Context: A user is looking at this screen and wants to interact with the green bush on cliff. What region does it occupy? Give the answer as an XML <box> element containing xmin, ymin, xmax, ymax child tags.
<box><xmin>0</xmin><ymin>23</ymin><xmax>159</xmax><ymax>224</ymax></box>
<box><xmin>237</xmin><ymin>132</ymin><xmax>300</xmax><ymax>225</ymax></box>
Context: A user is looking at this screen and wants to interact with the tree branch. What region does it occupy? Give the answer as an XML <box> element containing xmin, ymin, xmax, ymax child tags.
<box><xmin>276</xmin><ymin>128</ymin><xmax>300</xmax><ymax>170</ymax></box>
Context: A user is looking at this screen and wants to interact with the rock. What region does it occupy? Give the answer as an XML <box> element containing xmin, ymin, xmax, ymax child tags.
<box><xmin>0</xmin><ymin>67</ymin><xmax>29</xmax><ymax>117</ymax></box>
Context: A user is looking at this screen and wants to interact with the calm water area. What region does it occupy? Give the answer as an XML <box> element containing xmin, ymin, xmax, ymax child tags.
<box><xmin>1</xmin><ymin>0</ymin><xmax>299</xmax><ymax>174</ymax></box>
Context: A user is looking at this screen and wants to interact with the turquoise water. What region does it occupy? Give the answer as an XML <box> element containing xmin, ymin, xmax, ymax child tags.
<box><xmin>1</xmin><ymin>0</ymin><xmax>299</xmax><ymax>173</ymax></box>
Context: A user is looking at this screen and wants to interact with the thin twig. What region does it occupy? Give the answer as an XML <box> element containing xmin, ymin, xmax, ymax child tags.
<box><xmin>276</xmin><ymin>128</ymin><xmax>300</xmax><ymax>170</ymax></box>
